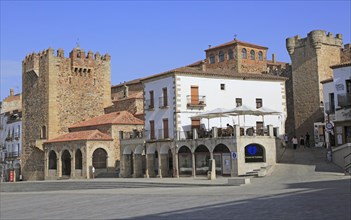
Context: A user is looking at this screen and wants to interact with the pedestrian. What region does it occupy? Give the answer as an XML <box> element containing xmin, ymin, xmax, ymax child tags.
<box><xmin>92</xmin><ymin>166</ymin><xmax>95</xmax><ymax>179</ymax></box>
<box><xmin>305</xmin><ymin>132</ymin><xmax>310</xmax><ymax>148</ymax></box>
<box><xmin>292</xmin><ymin>136</ymin><xmax>298</xmax><ymax>150</ymax></box>
<box><xmin>299</xmin><ymin>135</ymin><xmax>305</xmax><ymax>149</ymax></box>
<box><xmin>284</xmin><ymin>134</ymin><xmax>289</xmax><ymax>147</ymax></box>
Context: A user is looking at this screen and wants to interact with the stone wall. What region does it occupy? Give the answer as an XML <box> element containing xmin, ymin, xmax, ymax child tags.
<box><xmin>340</xmin><ymin>44</ymin><xmax>351</xmax><ymax>63</ymax></box>
<box><xmin>286</xmin><ymin>30</ymin><xmax>342</xmax><ymax>139</ymax></box>
<box><xmin>21</xmin><ymin>47</ymin><xmax>112</xmax><ymax>180</ymax></box>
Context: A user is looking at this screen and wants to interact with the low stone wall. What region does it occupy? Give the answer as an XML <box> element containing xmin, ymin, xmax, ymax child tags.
<box><xmin>332</xmin><ymin>143</ymin><xmax>351</xmax><ymax>171</ymax></box>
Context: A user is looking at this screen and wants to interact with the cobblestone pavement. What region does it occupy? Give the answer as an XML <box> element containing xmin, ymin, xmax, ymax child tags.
<box><xmin>1</xmin><ymin>148</ymin><xmax>350</xmax><ymax>220</ymax></box>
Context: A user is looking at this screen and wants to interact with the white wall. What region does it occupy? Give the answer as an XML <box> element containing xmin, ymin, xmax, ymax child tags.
<box><xmin>144</xmin><ymin>76</ymin><xmax>175</xmax><ymax>139</ymax></box>
<box><xmin>176</xmin><ymin>75</ymin><xmax>286</xmax><ymax>134</ymax></box>
<box><xmin>333</xmin><ymin>66</ymin><xmax>351</xmax><ymax>121</ymax></box>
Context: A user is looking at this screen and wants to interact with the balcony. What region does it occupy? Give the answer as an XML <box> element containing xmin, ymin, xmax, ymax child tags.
<box><xmin>158</xmin><ymin>97</ymin><xmax>169</xmax><ymax>109</ymax></box>
<box><xmin>145</xmin><ymin>99</ymin><xmax>155</xmax><ymax>111</ymax></box>
<box><xmin>338</xmin><ymin>93</ymin><xmax>351</xmax><ymax>107</ymax></box>
<box><xmin>186</xmin><ymin>95</ymin><xmax>206</xmax><ymax>108</ymax></box>
<box><xmin>5</xmin><ymin>151</ymin><xmax>19</xmax><ymax>158</ymax></box>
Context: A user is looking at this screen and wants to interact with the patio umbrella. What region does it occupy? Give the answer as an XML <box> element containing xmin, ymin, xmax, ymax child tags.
<box><xmin>190</xmin><ymin>108</ymin><xmax>232</xmax><ymax>128</ymax></box>
<box><xmin>257</xmin><ymin>107</ymin><xmax>281</xmax><ymax>126</ymax></box>
<box><xmin>223</xmin><ymin>105</ymin><xmax>262</xmax><ymax>126</ymax></box>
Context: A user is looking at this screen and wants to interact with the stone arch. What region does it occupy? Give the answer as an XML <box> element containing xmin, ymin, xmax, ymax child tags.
<box><xmin>92</xmin><ymin>148</ymin><xmax>108</xmax><ymax>168</ymax></box>
<box><xmin>213</xmin><ymin>144</ymin><xmax>231</xmax><ymax>176</ymax></box>
<box><xmin>160</xmin><ymin>144</ymin><xmax>170</xmax><ymax>154</ymax></box>
<box><xmin>61</xmin><ymin>150</ymin><xmax>71</xmax><ymax>176</ymax></box>
<box><xmin>134</xmin><ymin>145</ymin><xmax>144</xmax><ymax>155</ymax></box>
<box><xmin>244</xmin><ymin>143</ymin><xmax>266</xmax><ymax>163</ymax></box>
<box><xmin>195</xmin><ymin>145</ymin><xmax>210</xmax><ymax>175</ymax></box>
<box><xmin>75</xmin><ymin>149</ymin><xmax>82</xmax><ymax>170</ymax></box>
<box><xmin>123</xmin><ymin>146</ymin><xmax>132</xmax><ymax>155</ymax></box>
<box><xmin>49</xmin><ymin>150</ymin><xmax>57</xmax><ymax>169</ymax></box>
<box><xmin>178</xmin><ymin>146</ymin><xmax>192</xmax><ymax>176</ymax></box>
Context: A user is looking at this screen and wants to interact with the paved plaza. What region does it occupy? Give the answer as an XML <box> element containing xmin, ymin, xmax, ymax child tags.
<box><xmin>1</xmin><ymin>148</ymin><xmax>350</xmax><ymax>220</ymax></box>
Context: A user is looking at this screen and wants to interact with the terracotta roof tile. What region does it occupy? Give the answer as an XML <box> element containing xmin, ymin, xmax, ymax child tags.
<box><xmin>205</xmin><ymin>39</ymin><xmax>268</xmax><ymax>51</ymax></box>
<box><xmin>69</xmin><ymin>111</ymin><xmax>144</xmax><ymax>129</ymax></box>
<box><xmin>3</xmin><ymin>94</ymin><xmax>21</xmax><ymax>102</ymax></box>
<box><xmin>45</xmin><ymin>130</ymin><xmax>113</xmax><ymax>143</ymax></box>
<box><xmin>330</xmin><ymin>61</ymin><xmax>351</xmax><ymax>69</ymax></box>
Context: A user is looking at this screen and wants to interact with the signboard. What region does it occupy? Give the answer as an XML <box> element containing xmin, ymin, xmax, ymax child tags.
<box><xmin>326</xmin><ymin>122</ymin><xmax>333</xmax><ymax>131</ymax></box>
<box><xmin>231</xmin><ymin>151</ymin><xmax>237</xmax><ymax>159</ymax></box>
<box><xmin>245</xmin><ymin>144</ymin><xmax>264</xmax><ymax>162</ymax></box>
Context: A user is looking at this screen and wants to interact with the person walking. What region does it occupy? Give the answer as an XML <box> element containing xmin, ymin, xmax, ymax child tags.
<box><xmin>305</xmin><ymin>132</ymin><xmax>310</xmax><ymax>148</ymax></box>
<box><xmin>292</xmin><ymin>136</ymin><xmax>298</xmax><ymax>150</ymax></box>
<box><xmin>299</xmin><ymin>135</ymin><xmax>305</xmax><ymax>149</ymax></box>
<box><xmin>284</xmin><ymin>134</ymin><xmax>289</xmax><ymax>148</ymax></box>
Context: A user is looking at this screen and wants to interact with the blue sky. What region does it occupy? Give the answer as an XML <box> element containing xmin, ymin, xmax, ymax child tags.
<box><xmin>1</xmin><ymin>1</ymin><xmax>350</xmax><ymax>100</ymax></box>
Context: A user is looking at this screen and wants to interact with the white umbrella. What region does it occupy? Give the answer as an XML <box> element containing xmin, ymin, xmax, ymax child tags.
<box><xmin>190</xmin><ymin>108</ymin><xmax>232</xmax><ymax>128</ymax></box>
<box><xmin>257</xmin><ymin>107</ymin><xmax>281</xmax><ymax>127</ymax></box>
<box><xmin>224</xmin><ymin>105</ymin><xmax>262</xmax><ymax>126</ymax></box>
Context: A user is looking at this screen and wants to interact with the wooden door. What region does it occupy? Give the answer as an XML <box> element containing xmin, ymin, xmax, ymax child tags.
<box><xmin>191</xmin><ymin>86</ymin><xmax>199</xmax><ymax>105</ymax></box>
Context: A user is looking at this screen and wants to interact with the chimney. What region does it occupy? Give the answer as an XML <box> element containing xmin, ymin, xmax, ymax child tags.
<box><xmin>10</xmin><ymin>88</ymin><xmax>14</xmax><ymax>96</ymax></box>
<box><xmin>272</xmin><ymin>53</ymin><xmax>276</xmax><ymax>63</ymax></box>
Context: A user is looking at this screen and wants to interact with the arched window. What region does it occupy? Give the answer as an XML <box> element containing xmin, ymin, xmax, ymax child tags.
<box><xmin>49</xmin><ymin>151</ymin><xmax>57</xmax><ymax>169</ymax></box>
<box><xmin>93</xmin><ymin>148</ymin><xmax>107</xmax><ymax>168</ymax></box>
<box><xmin>250</xmin><ymin>50</ymin><xmax>255</xmax><ymax>60</ymax></box>
<box><xmin>219</xmin><ymin>51</ymin><xmax>224</xmax><ymax>62</ymax></box>
<box><xmin>258</xmin><ymin>51</ymin><xmax>263</xmax><ymax>61</ymax></box>
<box><xmin>228</xmin><ymin>49</ymin><xmax>233</xmax><ymax>60</ymax></box>
<box><xmin>41</xmin><ymin>126</ymin><xmax>47</xmax><ymax>139</ymax></box>
<box><xmin>75</xmin><ymin>149</ymin><xmax>82</xmax><ymax>169</ymax></box>
<box><xmin>242</xmin><ymin>48</ymin><xmax>247</xmax><ymax>59</ymax></box>
<box><xmin>209</xmin><ymin>54</ymin><xmax>215</xmax><ymax>64</ymax></box>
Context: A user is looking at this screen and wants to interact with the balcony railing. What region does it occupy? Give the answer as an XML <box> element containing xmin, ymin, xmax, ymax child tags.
<box><xmin>158</xmin><ymin>97</ymin><xmax>169</xmax><ymax>108</ymax></box>
<box><xmin>145</xmin><ymin>99</ymin><xmax>155</xmax><ymax>110</ymax></box>
<box><xmin>5</xmin><ymin>151</ymin><xmax>19</xmax><ymax>158</ymax></box>
<box><xmin>157</xmin><ymin>129</ymin><xmax>170</xmax><ymax>140</ymax></box>
<box><xmin>338</xmin><ymin>93</ymin><xmax>351</xmax><ymax>107</ymax></box>
<box><xmin>186</xmin><ymin>95</ymin><xmax>206</xmax><ymax>107</ymax></box>
<box><xmin>120</xmin><ymin>130</ymin><xmax>144</xmax><ymax>140</ymax></box>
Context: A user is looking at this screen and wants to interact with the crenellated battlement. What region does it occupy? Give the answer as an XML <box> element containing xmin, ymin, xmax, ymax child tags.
<box><xmin>286</xmin><ymin>30</ymin><xmax>343</xmax><ymax>55</ymax></box>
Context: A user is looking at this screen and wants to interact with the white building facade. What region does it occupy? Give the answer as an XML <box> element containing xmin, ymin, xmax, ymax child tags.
<box><xmin>120</xmin><ymin>67</ymin><xmax>287</xmax><ymax>178</ymax></box>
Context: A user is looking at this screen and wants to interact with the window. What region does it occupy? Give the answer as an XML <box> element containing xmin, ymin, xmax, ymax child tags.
<box><xmin>258</xmin><ymin>51</ymin><xmax>263</xmax><ymax>61</ymax></box>
<box><xmin>329</xmin><ymin>93</ymin><xmax>335</xmax><ymax>113</ymax></box>
<box><xmin>163</xmin><ymin>118</ymin><xmax>169</xmax><ymax>139</ymax></box>
<box><xmin>209</xmin><ymin>54</ymin><xmax>215</xmax><ymax>64</ymax></box>
<box><xmin>256</xmin><ymin>98</ymin><xmax>263</xmax><ymax>108</ymax></box>
<box><xmin>228</xmin><ymin>49</ymin><xmax>233</xmax><ymax>60</ymax></box>
<box><xmin>250</xmin><ymin>50</ymin><xmax>255</xmax><ymax>60</ymax></box>
<box><xmin>149</xmin><ymin>90</ymin><xmax>154</xmax><ymax>109</ymax></box>
<box><xmin>191</xmin><ymin>119</ymin><xmax>201</xmax><ymax>132</ymax></box>
<box><xmin>150</xmin><ymin>120</ymin><xmax>155</xmax><ymax>140</ymax></box>
<box><xmin>162</xmin><ymin>87</ymin><xmax>168</xmax><ymax>107</ymax></box>
<box><xmin>346</xmin><ymin>80</ymin><xmax>351</xmax><ymax>94</ymax></box>
<box><xmin>242</xmin><ymin>48</ymin><xmax>247</xmax><ymax>59</ymax></box>
<box><xmin>219</xmin><ymin>51</ymin><xmax>224</xmax><ymax>62</ymax></box>
<box><xmin>236</xmin><ymin>98</ymin><xmax>242</xmax><ymax>107</ymax></box>
<box><xmin>41</xmin><ymin>125</ymin><xmax>47</xmax><ymax>139</ymax></box>
<box><xmin>220</xmin><ymin>84</ymin><xmax>225</xmax><ymax>90</ymax></box>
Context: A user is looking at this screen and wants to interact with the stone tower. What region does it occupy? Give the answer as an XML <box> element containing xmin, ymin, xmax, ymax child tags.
<box><xmin>21</xmin><ymin>47</ymin><xmax>112</xmax><ymax>180</ymax></box>
<box><xmin>286</xmin><ymin>30</ymin><xmax>343</xmax><ymax>139</ymax></box>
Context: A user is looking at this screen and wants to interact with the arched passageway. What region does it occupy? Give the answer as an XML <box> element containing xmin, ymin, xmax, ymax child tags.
<box><xmin>75</xmin><ymin>149</ymin><xmax>82</xmax><ymax>170</ymax></box>
<box><xmin>93</xmin><ymin>148</ymin><xmax>107</xmax><ymax>168</ymax></box>
<box><xmin>178</xmin><ymin>146</ymin><xmax>192</xmax><ymax>176</ymax></box>
<box><xmin>213</xmin><ymin>144</ymin><xmax>231</xmax><ymax>176</ymax></box>
<box><xmin>61</xmin><ymin>150</ymin><xmax>71</xmax><ymax>176</ymax></box>
<box><xmin>195</xmin><ymin>145</ymin><xmax>210</xmax><ymax>175</ymax></box>
<box><xmin>49</xmin><ymin>151</ymin><xmax>57</xmax><ymax>169</ymax></box>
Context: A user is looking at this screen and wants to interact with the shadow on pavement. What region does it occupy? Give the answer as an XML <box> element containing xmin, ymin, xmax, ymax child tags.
<box><xmin>121</xmin><ymin>178</ymin><xmax>350</xmax><ymax>220</ymax></box>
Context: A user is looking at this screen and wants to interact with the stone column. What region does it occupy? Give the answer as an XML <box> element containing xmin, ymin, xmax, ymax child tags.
<box><xmin>268</xmin><ymin>125</ymin><xmax>274</xmax><ymax>137</ymax></box>
<box><xmin>44</xmin><ymin>151</ymin><xmax>48</xmax><ymax>178</ymax></box>
<box><xmin>71</xmin><ymin>152</ymin><xmax>75</xmax><ymax>178</ymax></box>
<box><xmin>57</xmin><ymin>153</ymin><xmax>62</xmax><ymax>178</ymax></box>
<box><xmin>210</xmin><ymin>151</ymin><xmax>214</xmax><ymax>159</ymax></box>
<box><xmin>158</xmin><ymin>152</ymin><xmax>162</xmax><ymax>178</ymax></box>
<box><xmin>146</xmin><ymin>154</ymin><xmax>155</xmax><ymax>177</ymax></box>
<box><xmin>234</xmin><ymin>125</ymin><xmax>240</xmax><ymax>137</ymax></box>
<box><xmin>192</xmin><ymin>153</ymin><xmax>196</xmax><ymax>177</ymax></box>
<box><xmin>175</xmin><ymin>153</ymin><xmax>179</xmax><ymax>178</ymax></box>
<box><xmin>160</xmin><ymin>154</ymin><xmax>168</xmax><ymax>177</ymax></box>
<box><xmin>133</xmin><ymin>154</ymin><xmax>142</xmax><ymax>178</ymax></box>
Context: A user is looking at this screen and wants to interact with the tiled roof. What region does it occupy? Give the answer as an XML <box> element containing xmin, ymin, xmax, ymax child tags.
<box><xmin>267</xmin><ymin>60</ymin><xmax>288</xmax><ymax>66</ymax></box>
<box><xmin>330</xmin><ymin>61</ymin><xmax>351</xmax><ymax>69</ymax></box>
<box><xmin>205</xmin><ymin>39</ymin><xmax>268</xmax><ymax>51</ymax></box>
<box><xmin>3</xmin><ymin>94</ymin><xmax>21</xmax><ymax>102</ymax></box>
<box><xmin>320</xmin><ymin>78</ymin><xmax>334</xmax><ymax>84</ymax></box>
<box><xmin>69</xmin><ymin>111</ymin><xmax>144</xmax><ymax>129</ymax></box>
<box><xmin>45</xmin><ymin>130</ymin><xmax>113</xmax><ymax>143</ymax></box>
<box><xmin>141</xmin><ymin>66</ymin><xmax>288</xmax><ymax>82</ymax></box>
<box><xmin>111</xmin><ymin>78</ymin><xmax>143</xmax><ymax>88</ymax></box>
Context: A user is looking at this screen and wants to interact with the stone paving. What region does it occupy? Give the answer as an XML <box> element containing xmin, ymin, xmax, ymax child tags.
<box><xmin>0</xmin><ymin>147</ymin><xmax>350</xmax><ymax>220</ymax></box>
